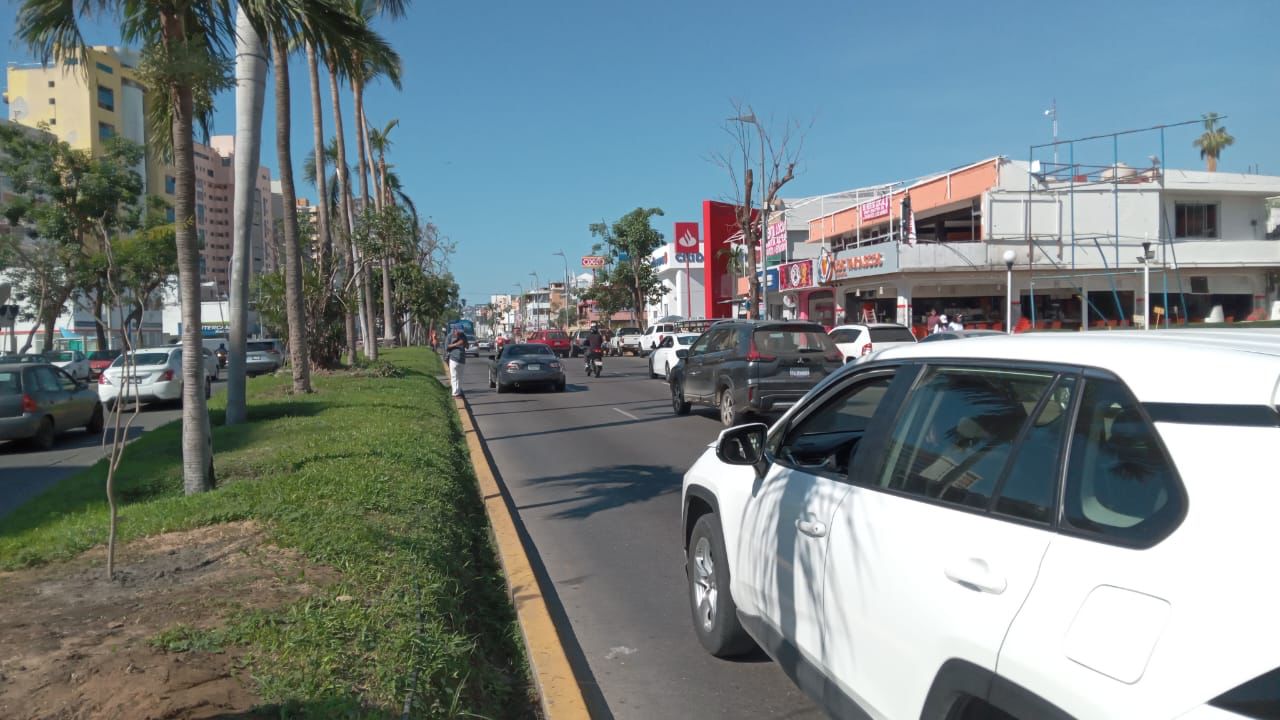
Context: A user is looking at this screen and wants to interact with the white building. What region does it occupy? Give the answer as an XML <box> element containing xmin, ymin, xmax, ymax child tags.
<box><xmin>645</xmin><ymin>242</ymin><xmax>706</xmax><ymax>321</ymax></box>
<box><xmin>790</xmin><ymin>156</ymin><xmax>1280</xmax><ymax>333</ymax></box>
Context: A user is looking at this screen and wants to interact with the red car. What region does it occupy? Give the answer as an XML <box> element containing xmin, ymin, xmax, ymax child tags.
<box><xmin>87</xmin><ymin>348</ymin><xmax>122</xmax><ymax>379</ymax></box>
<box><xmin>526</xmin><ymin>329</ymin><xmax>572</xmax><ymax>357</ymax></box>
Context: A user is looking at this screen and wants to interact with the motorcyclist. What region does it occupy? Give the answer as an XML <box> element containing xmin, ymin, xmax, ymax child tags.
<box><xmin>584</xmin><ymin>324</ymin><xmax>605</xmax><ymax>372</ymax></box>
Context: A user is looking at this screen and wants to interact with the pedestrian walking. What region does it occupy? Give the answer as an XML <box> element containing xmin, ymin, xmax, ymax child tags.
<box><xmin>446</xmin><ymin>329</ymin><xmax>467</xmax><ymax>398</ymax></box>
<box><xmin>926</xmin><ymin>309</ymin><xmax>941</xmax><ymax>334</ymax></box>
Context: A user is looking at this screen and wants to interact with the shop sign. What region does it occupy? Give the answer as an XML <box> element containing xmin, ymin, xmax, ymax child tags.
<box><xmin>650</xmin><ymin>252</ymin><xmax>668</xmax><ymax>268</ymax></box>
<box><xmin>858</xmin><ymin>194</ymin><xmax>891</xmax><ymax>222</ymax></box>
<box><xmin>674</xmin><ymin>222</ymin><xmax>700</xmax><ymax>252</ymax></box>
<box><xmin>581</xmin><ymin>255</ymin><xmax>606</xmax><ymax>268</ymax></box>
<box><xmin>765</xmin><ymin>220</ymin><xmax>787</xmax><ymax>256</ymax></box>
<box><xmin>676</xmin><ymin>252</ymin><xmax>704</xmax><ymax>264</ymax></box>
<box><xmin>818</xmin><ymin>247</ymin><xmax>835</xmax><ymax>283</ymax></box>
<box><xmin>778</xmin><ymin>259</ymin><xmax>815</xmax><ymax>291</ymax></box>
<box><xmin>832</xmin><ymin>247</ymin><xmax>898</xmax><ymax>280</ymax></box>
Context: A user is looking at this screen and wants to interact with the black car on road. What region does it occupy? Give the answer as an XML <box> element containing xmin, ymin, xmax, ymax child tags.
<box><xmin>489</xmin><ymin>343</ymin><xmax>566</xmax><ymax>393</ymax></box>
<box><xmin>668</xmin><ymin>320</ymin><xmax>843</xmax><ymax>427</ymax></box>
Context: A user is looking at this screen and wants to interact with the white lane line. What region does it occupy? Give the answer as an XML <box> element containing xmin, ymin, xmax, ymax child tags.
<box><xmin>613</xmin><ymin>407</ymin><xmax>640</xmax><ymax>420</ymax></box>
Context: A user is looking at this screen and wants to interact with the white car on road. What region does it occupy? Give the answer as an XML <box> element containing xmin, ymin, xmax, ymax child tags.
<box><xmin>828</xmin><ymin>322</ymin><xmax>917</xmax><ymax>362</ymax></box>
<box><xmin>681</xmin><ymin>330</ymin><xmax>1280</xmax><ymax>720</ymax></box>
<box><xmin>99</xmin><ymin>347</ymin><xmax>213</xmax><ymax>409</ymax></box>
<box><xmin>48</xmin><ymin>349</ymin><xmax>91</xmax><ymax>381</ymax></box>
<box><xmin>611</xmin><ymin>327</ymin><xmax>643</xmax><ymax>356</ymax></box>
<box><xmin>648</xmin><ymin>332</ymin><xmax>700</xmax><ymax>380</ymax></box>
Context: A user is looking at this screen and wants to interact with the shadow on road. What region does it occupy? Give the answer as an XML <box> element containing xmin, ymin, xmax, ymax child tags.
<box><xmin>483</xmin><ymin>413</ymin><xmax>671</xmax><ymax>442</ymax></box>
<box><xmin>518</xmin><ymin>463</ymin><xmax>682</xmax><ymax>521</ymax></box>
<box><xmin>471</xmin><ymin>398</ymin><xmax>668</xmax><ymax>418</ymax></box>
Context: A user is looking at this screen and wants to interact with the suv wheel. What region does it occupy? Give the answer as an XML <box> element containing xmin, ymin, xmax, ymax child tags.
<box><xmin>719</xmin><ymin>388</ymin><xmax>742</xmax><ymax>428</ymax></box>
<box><xmin>648</xmin><ymin>356</ymin><xmax>657</xmax><ymax>379</ymax></box>
<box><xmin>671</xmin><ymin>379</ymin><xmax>691</xmax><ymax>415</ymax></box>
<box><xmin>688</xmin><ymin>513</ymin><xmax>754</xmax><ymax>657</ymax></box>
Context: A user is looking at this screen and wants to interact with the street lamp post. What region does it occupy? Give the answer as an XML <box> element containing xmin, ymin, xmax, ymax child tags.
<box><xmin>1003</xmin><ymin>250</ymin><xmax>1017</xmax><ymax>334</ymax></box>
<box><xmin>1140</xmin><ymin>240</ymin><xmax>1152</xmax><ymax>330</ymax></box>
<box><xmin>529</xmin><ymin>272</ymin><xmax>541</xmax><ymax>330</ymax></box>
<box><xmin>553</xmin><ymin>250</ymin><xmax>572</xmax><ymax>329</ymax></box>
<box><xmin>731</xmin><ymin>112</ymin><xmax>769</xmax><ymax>320</ymax></box>
<box><xmin>512</xmin><ymin>282</ymin><xmax>523</xmax><ymax>337</ymax></box>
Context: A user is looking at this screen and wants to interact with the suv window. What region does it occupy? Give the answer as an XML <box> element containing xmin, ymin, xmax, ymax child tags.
<box><xmin>33</xmin><ymin>366</ymin><xmax>63</xmax><ymax>392</ymax></box>
<box><xmin>993</xmin><ymin>376</ymin><xmax>1078</xmax><ymax>523</ymax></box>
<box><xmin>690</xmin><ymin>328</ymin><xmax>725</xmax><ymax>355</ymax></box>
<box><xmin>829</xmin><ymin>328</ymin><xmax>864</xmax><ymax>344</ymax></box>
<box><xmin>54</xmin><ymin>367</ymin><xmax>79</xmax><ymax>391</ymax></box>
<box><xmin>869</xmin><ymin>327</ymin><xmax>916</xmax><ymax>343</ymax></box>
<box><xmin>753</xmin><ymin>326</ymin><xmax>833</xmax><ymax>355</ymax></box>
<box><xmin>1063</xmin><ymin>378</ymin><xmax>1183</xmax><ymax>544</ymax></box>
<box><xmin>876</xmin><ymin>366</ymin><xmax>1056</xmax><ymax>510</ymax></box>
<box><xmin>778</xmin><ymin>372</ymin><xmax>896</xmax><ymax>478</ymax></box>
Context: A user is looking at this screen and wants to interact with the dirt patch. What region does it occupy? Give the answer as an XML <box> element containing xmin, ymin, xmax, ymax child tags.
<box><xmin>0</xmin><ymin>521</ymin><xmax>338</xmax><ymax>720</ymax></box>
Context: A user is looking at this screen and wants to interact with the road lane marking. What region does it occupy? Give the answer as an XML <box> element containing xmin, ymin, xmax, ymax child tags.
<box><xmin>613</xmin><ymin>407</ymin><xmax>639</xmax><ymax>420</ymax></box>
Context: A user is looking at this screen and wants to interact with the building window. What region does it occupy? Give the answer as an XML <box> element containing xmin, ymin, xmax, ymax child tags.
<box><xmin>198</xmin><ymin>229</ymin><xmax>206</xmax><ymax>248</ymax></box>
<box><xmin>165</xmin><ymin>206</ymin><xmax>175</xmax><ymax>223</ymax></box>
<box><xmin>48</xmin><ymin>98</ymin><xmax>56</xmax><ymax>105</ymax></box>
<box><xmin>97</xmin><ymin>86</ymin><xmax>114</xmax><ymax>111</ymax></box>
<box><xmin>97</xmin><ymin>122</ymin><xmax>115</xmax><ymax>140</ymax></box>
<box><xmin>197</xmin><ymin>204</ymin><xmax>205</xmax><ymax>223</ymax></box>
<box><xmin>47</xmin><ymin>80</ymin><xmax>55</xmax><ymax>88</ymax></box>
<box><xmin>165</xmin><ymin>175</ymin><xmax>176</xmax><ymax>194</ymax></box>
<box><xmin>1174</xmin><ymin>202</ymin><xmax>1219</xmax><ymax>239</ymax></box>
<box><xmin>96</xmin><ymin>61</ymin><xmax>114</xmax><ymax>74</ymax></box>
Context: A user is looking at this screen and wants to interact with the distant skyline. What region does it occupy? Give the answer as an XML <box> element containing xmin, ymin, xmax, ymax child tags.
<box><xmin>3</xmin><ymin>0</ymin><xmax>1278</xmax><ymax>306</ymax></box>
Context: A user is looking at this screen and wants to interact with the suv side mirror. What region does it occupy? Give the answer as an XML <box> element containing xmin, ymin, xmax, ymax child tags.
<box><xmin>715</xmin><ymin>423</ymin><xmax>768</xmax><ymax>466</ymax></box>
<box><xmin>675</xmin><ymin>349</ymin><xmax>689</xmax><ymax>359</ymax></box>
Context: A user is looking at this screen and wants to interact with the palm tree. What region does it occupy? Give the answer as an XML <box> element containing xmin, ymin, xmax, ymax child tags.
<box><xmin>305</xmin><ymin>41</ymin><xmax>333</xmax><ymax>282</ymax></box>
<box><xmin>367</xmin><ymin>117</ymin><xmax>399</xmax><ymax>342</ymax></box>
<box><xmin>324</xmin><ymin>50</ymin><xmax>365</xmax><ymax>364</ymax></box>
<box><xmin>1193</xmin><ymin>112</ymin><xmax>1235</xmax><ymax>172</ymax></box>
<box><xmin>228</xmin><ymin>8</ymin><xmax>268</xmax><ymax>426</ymax></box>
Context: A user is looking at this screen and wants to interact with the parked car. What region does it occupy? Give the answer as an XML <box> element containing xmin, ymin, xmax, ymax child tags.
<box><xmin>87</xmin><ymin>348</ymin><xmax>123</xmax><ymax>379</ymax></box>
<box><xmin>640</xmin><ymin>321</ymin><xmax>681</xmax><ymax>355</ymax></box>
<box><xmin>488</xmin><ymin>343</ymin><xmax>565</xmax><ymax>393</ymax></box>
<box><xmin>526</xmin><ymin>329</ymin><xmax>572</xmax><ymax>357</ymax></box>
<box><xmin>99</xmin><ymin>347</ymin><xmax>212</xmax><ymax>408</ymax></box>
<box><xmin>680</xmin><ymin>330</ymin><xmax>1280</xmax><ymax>720</ymax></box>
<box><xmin>477</xmin><ymin>337</ymin><xmax>494</xmax><ymax>353</ymax></box>
<box><xmin>648</xmin><ymin>332</ymin><xmax>700</xmax><ymax>380</ymax></box>
<box><xmin>610</xmin><ymin>326</ymin><xmax>643</xmax><ymax>356</ymax></box>
<box><xmin>245</xmin><ymin>339</ymin><xmax>283</xmax><ymax>376</ymax></box>
<box><xmin>47</xmin><ymin>349</ymin><xmax>91</xmax><ymax>381</ymax></box>
<box><xmin>569</xmin><ymin>329</ymin><xmax>592</xmax><ymax>357</ymax></box>
<box><xmin>668</xmin><ymin>320</ymin><xmax>842</xmax><ymax>427</ymax></box>
<box><xmin>828</xmin><ymin>322</ymin><xmax>918</xmax><ymax>362</ymax></box>
<box><xmin>0</xmin><ymin>362</ymin><xmax>103</xmax><ymax>449</ymax></box>
<box><xmin>917</xmin><ymin>329</ymin><xmax>1005</xmax><ymax>343</ymax></box>
<box><xmin>0</xmin><ymin>353</ymin><xmax>51</xmax><ymax>366</ymax></box>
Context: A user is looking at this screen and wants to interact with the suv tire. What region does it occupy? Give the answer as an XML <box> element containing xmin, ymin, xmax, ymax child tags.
<box><xmin>687</xmin><ymin>513</ymin><xmax>755</xmax><ymax>657</ymax></box>
<box><xmin>648</xmin><ymin>356</ymin><xmax>658</xmax><ymax>379</ymax></box>
<box><xmin>671</xmin><ymin>379</ymin><xmax>691</xmax><ymax>415</ymax></box>
<box><xmin>719</xmin><ymin>387</ymin><xmax>742</xmax><ymax>428</ymax></box>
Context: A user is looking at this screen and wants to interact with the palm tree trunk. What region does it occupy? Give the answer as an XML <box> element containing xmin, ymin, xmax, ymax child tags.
<box><xmin>272</xmin><ymin>34</ymin><xmax>312</xmax><ymax>393</ymax></box>
<box><xmin>326</xmin><ymin>58</ymin><xmax>359</xmax><ymax>365</ymax></box>
<box><xmin>227</xmin><ymin>8</ymin><xmax>267</xmax><ymax>425</ymax></box>
<box><xmin>376</xmin><ymin>152</ymin><xmax>400</xmax><ymax>343</ymax></box>
<box><xmin>1208</xmin><ymin>155</ymin><xmax>1217</xmax><ymax>173</ymax></box>
<box><xmin>306</xmin><ymin>43</ymin><xmax>332</xmax><ymax>283</ymax></box>
<box><xmin>359</xmin><ymin>112</ymin><xmax>394</xmax><ymax>345</ymax></box>
<box><xmin>166</xmin><ymin>50</ymin><xmax>213</xmax><ymax>493</ymax></box>
<box><xmin>352</xmin><ymin>76</ymin><xmax>378</xmax><ymax>360</ymax></box>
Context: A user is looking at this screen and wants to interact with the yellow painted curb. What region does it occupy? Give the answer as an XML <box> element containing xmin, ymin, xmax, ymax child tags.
<box><xmin>453</xmin><ymin>394</ymin><xmax>592</xmax><ymax>719</ymax></box>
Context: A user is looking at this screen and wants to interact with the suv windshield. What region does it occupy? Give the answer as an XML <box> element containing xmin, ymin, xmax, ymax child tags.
<box><xmin>617</xmin><ymin>327</ymin><xmax>641</xmax><ymax>336</ymax></box>
<box><xmin>753</xmin><ymin>327</ymin><xmax>836</xmax><ymax>355</ymax></box>
<box><xmin>869</xmin><ymin>327</ymin><xmax>916</xmax><ymax>343</ymax></box>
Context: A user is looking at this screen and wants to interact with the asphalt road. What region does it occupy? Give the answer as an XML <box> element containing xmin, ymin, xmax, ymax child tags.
<box><xmin>461</xmin><ymin>357</ymin><xmax>822</xmax><ymax>720</ymax></box>
<box><xmin>0</xmin><ymin>379</ymin><xmax>227</xmax><ymax>519</ymax></box>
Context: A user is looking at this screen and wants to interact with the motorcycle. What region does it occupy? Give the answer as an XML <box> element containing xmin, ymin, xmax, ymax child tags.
<box><xmin>585</xmin><ymin>352</ymin><xmax>603</xmax><ymax>378</ymax></box>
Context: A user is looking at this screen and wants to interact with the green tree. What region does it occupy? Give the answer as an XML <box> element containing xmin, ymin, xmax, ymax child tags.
<box><xmin>587</xmin><ymin>207</ymin><xmax>666</xmax><ymax>328</ymax></box>
<box><xmin>1193</xmin><ymin>112</ymin><xmax>1235</xmax><ymax>172</ymax></box>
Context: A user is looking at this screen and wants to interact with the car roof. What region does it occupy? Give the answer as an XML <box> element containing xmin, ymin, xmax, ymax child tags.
<box><xmin>0</xmin><ymin>362</ymin><xmax>43</xmax><ymax>371</ymax></box>
<box><xmin>831</xmin><ymin>323</ymin><xmax>909</xmax><ymax>331</ymax></box>
<box><xmin>873</xmin><ymin>329</ymin><xmax>1280</xmax><ymax>406</ymax></box>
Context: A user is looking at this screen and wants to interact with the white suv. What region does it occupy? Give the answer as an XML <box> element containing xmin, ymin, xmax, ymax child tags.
<box><xmin>681</xmin><ymin>330</ymin><xmax>1280</xmax><ymax>720</ymax></box>
<box><xmin>640</xmin><ymin>322</ymin><xmax>680</xmax><ymax>355</ymax></box>
<box><xmin>829</xmin><ymin>322</ymin><xmax>917</xmax><ymax>362</ymax></box>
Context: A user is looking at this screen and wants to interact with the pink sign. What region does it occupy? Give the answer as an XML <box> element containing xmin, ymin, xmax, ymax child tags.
<box><xmin>765</xmin><ymin>220</ymin><xmax>787</xmax><ymax>256</ymax></box>
<box><xmin>859</xmin><ymin>195</ymin><xmax>891</xmax><ymax>222</ymax></box>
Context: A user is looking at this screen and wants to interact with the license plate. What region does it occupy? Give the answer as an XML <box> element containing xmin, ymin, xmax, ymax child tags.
<box><xmin>790</xmin><ymin>367</ymin><xmax>810</xmax><ymax>378</ymax></box>
<box><xmin>250</xmin><ymin>354</ymin><xmax>265</xmax><ymax>361</ymax></box>
<box><xmin>527</xmin><ymin>364</ymin><xmax>541</xmax><ymax>371</ymax></box>
<box><xmin>127</xmin><ymin>377</ymin><xmax>143</xmax><ymax>384</ymax></box>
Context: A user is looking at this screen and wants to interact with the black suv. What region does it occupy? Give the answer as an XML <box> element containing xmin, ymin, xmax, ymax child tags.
<box><xmin>668</xmin><ymin>320</ymin><xmax>843</xmax><ymax>426</ymax></box>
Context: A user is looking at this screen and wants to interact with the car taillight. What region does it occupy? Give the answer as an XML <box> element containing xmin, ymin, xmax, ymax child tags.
<box><xmin>549</xmin><ymin>362</ymin><xmax>561</xmax><ymax>369</ymax></box>
<box><xmin>21</xmin><ymin>394</ymin><xmax>38</xmax><ymax>413</ymax></box>
<box><xmin>746</xmin><ymin>338</ymin><xmax>776</xmax><ymax>362</ymax></box>
<box><xmin>160</xmin><ymin>369</ymin><xmax>174</xmax><ymax>381</ymax></box>
<box><xmin>505</xmin><ymin>362</ymin><xmax>521</xmax><ymax>370</ymax></box>
<box><xmin>860</xmin><ymin>343</ymin><xmax>874</xmax><ymax>356</ymax></box>
<box><xmin>99</xmin><ymin>372</ymin><xmax>110</xmax><ymax>385</ymax></box>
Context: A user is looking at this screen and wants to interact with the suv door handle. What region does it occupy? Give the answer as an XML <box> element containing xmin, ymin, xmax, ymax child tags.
<box><xmin>795</xmin><ymin>517</ymin><xmax>828</xmax><ymax>538</ymax></box>
<box><xmin>943</xmin><ymin>558</ymin><xmax>1007</xmax><ymax>595</ymax></box>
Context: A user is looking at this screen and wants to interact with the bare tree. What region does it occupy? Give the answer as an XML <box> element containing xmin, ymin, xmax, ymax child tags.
<box><xmin>710</xmin><ymin>101</ymin><xmax>808</xmax><ymax>319</ymax></box>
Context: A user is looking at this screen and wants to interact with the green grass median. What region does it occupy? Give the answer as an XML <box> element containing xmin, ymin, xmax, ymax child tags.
<box><xmin>0</xmin><ymin>347</ymin><xmax>534</xmax><ymax>718</ymax></box>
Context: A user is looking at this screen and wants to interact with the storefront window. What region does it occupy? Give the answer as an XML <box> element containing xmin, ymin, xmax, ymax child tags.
<box><xmin>808</xmin><ymin>290</ymin><xmax>836</xmax><ymax>329</ymax></box>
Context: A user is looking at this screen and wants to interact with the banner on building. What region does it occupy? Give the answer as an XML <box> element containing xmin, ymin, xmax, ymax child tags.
<box><xmin>581</xmin><ymin>255</ymin><xmax>606</xmax><ymax>268</ymax></box>
<box><xmin>778</xmin><ymin>259</ymin><xmax>815</xmax><ymax>291</ymax></box>
<box><xmin>859</xmin><ymin>194</ymin><xmax>891</xmax><ymax>222</ymax></box>
<box><xmin>765</xmin><ymin>220</ymin><xmax>787</xmax><ymax>256</ymax></box>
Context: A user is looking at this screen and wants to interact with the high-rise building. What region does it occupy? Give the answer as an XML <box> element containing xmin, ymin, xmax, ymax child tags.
<box><xmin>5</xmin><ymin>50</ymin><xmax>279</xmax><ymax>291</ymax></box>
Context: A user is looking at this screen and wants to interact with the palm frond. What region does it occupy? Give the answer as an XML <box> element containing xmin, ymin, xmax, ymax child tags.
<box><xmin>16</xmin><ymin>0</ymin><xmax>89</xmax><ymax>67</ymax></box>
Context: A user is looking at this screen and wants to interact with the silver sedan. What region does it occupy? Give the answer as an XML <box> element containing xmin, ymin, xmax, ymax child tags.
<box><xmin>488</xmin><ymin>343</ymin><xmax>566</xmax><ymax>393</ymax></box>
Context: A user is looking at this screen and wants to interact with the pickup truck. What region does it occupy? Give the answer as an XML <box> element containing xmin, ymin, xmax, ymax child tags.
<box><xmin>610</xmin><ymin>327</ymin><xmax>643</xmax><ymax>356</ymax></box>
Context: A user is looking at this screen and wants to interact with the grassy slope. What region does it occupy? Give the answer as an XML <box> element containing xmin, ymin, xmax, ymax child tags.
<box><xmin>0</xmin><ymin>348</ymin><xmax>533</xmax><ymax>719</ymax></box>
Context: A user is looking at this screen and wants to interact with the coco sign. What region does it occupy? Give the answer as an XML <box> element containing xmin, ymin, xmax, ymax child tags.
<box><xmin>581</xmin><ymin>256</ymin><xmax>607</xmax><ymax>269</ymax></box>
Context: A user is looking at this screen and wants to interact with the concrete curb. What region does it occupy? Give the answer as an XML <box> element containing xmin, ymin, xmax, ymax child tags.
<box><xmin>441</xmin><ymin>379</ymin><xmax>591</xmax><ymax>719</ymax></box>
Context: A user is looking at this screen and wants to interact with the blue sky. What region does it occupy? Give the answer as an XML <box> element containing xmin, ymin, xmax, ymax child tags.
<box><xmin>3</xmin><ymin>0</ymin><xmax>1279</xmax><ymax>304</ymax></box>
